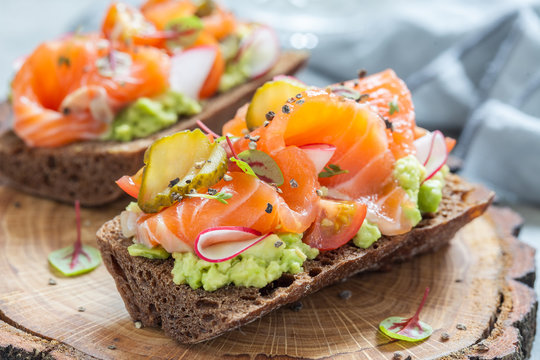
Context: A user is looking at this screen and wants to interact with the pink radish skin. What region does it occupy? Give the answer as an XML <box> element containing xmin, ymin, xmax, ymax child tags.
<box><xmin>414</xmin><ymin>130</ymin><xmax>448</xmax><ymax>182</ymax></box>
<box><xmin>299</xmin><ymin>143</ymin><xmax>337</xmax><ymax>174</ymax></box>
<box><xmin>169</xmin><ymin>46</ymin><xmax>216</xmax><ymax>100</ymax></box>
<box><xmin>194</xmin><ymin>226</ymin><xmax>273</xmax><ymax>263</ymax></box>
<box><xmin>237</xmin><ymin>25</ymin><xmax>280</xmax><ymax>79</ymax></box>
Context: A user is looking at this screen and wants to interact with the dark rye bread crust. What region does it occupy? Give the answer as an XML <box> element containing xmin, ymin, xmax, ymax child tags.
<box><xmin>0</xmin><ymin>51</ymin><xmax>308</xmax><ymax>206</ymax></box>
<box><xmin>96</xmin><ymin>174</ymin><xmax>494</xmax><ymax>344</ymax></box>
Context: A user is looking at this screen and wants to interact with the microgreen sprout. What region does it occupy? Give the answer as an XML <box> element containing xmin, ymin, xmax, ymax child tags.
<box><xmin>319</xmin><ymin>164</ymin><xmax>349</xmax><ymax>178</ymax></box>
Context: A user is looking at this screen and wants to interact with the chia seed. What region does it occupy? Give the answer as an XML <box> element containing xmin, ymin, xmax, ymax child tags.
<box><xmin>107</xmin><ymin>345</ymin><xmax>117</xmax><ymax>350</ymax></box>
<box><xmin>338</xmin><ymin>290</ymin><xmax>352</xmax><ymax>300</ymax></box>
<box><xmin>263</xmin><ymin>120</ymin><xmax>270</xmax><ymax>127</ymax></box>
<box><xmin>296</xmin><ymin>99</ymin><xmax>304</xmax><ymax>105</ymax></box>
<box><xmin>185</xmin><ymin>179</ymin><xmax>191</xmax><ymax>184</ymax></box>
<box><xmin>295</xmin><ymin>93</ymin><xmax>303</xmax><ymax>99</ymax></box>
<box><xmin>289</xmin><ymin>302</ymin><xmax>303</xmax><ymax>312</ymax></box>
<box><xmin>274</xmin><ymin>241</ymin><xmax>283</xmax><ymax>248</ymax></box>
<box><xmin>48</xmin><ymin>278</ymin><xmax>57</xmax><ymax>286</ymax></box>
<box><xmin>441</xmin><ymin>332</ymin><xmax>450</xmax><ymax>341</ymax></box>
<box><xmin>77</xmin><ymin>306</ymin><xmax>86</xmax><ymax>312</ymax></box>
<box><xmin>316</xmin><ymin>189</ymin><xmax>323</xmax><ymax>196</ymax></box>
<box><xmin>265</xmin><ymin>203</ymin><xmax>273</xmax><ymax>214</ymax></box>
<box><xmin>456</xmin><ymin>323</ymin><xmax>467</xmax><ymax>331</ymax></box>
<box><xmin>289</xmin><ymin>179</ymin><xmax>298</xmax><ymax>188</ymax></box>
<box><xmin>393</xmin><ymin>351</ymin><xmax>403</xmax><ymax>359</ymax></box>
<box><xmin>207</xmin><ymin>188</ymin><xmax>217</xmax><ymax>196</ymax></box>
<box><xmin>282</xmin><ymin>104</ymin><xmax>291</xmax><ymax>114</ymax></box>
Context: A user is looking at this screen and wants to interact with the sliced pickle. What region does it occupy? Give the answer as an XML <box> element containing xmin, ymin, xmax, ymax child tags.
<box><xmin>138</xmin><ymin>129</ymin><xmax>228</xmax><ymax>213</ymax></box>
<box><xmin>246</xmin><ymin>78</ymin><xmax>307</xmax><ymax>130</ymax></box>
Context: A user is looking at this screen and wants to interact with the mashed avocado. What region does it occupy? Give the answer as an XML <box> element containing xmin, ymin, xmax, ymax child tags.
<box><xmin>171</xmin><ymin>233</ymin><xmax>319</xmax><ymax>291</ymax></box>
<box><xmin>107</xmin><ymin>90</ymin><xmax>201</xmax><ymax>142</ymax></box>
<box><xmin>353</xmin><ymin>220</ymin><xmax>381</xmax><ymax>249</ymax></box>
<box><xmin>127</xmin><ymin>244</ymin><xmax>170</xmax><ymax>259</ymax></box>
<box><xmin>219</xmin><ymin>62</ymin><xmax>249</xmax><ymax>93</ymax></box>
<box><xmin>393</xmin><ymin>155</ymin><xmax>448</xmax><ymax>222</ymax></box>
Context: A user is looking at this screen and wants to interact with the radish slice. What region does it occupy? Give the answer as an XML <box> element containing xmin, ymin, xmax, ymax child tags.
<box><xmin>414</xmin><ymin>130</ymin><xmax>448</xmax><ymax>181</ymax></box>
<box><xmin>272</xmin><ymin>75</ymin><xmax>306</xmax><ymax>86</ymax></box>
<box><xmin>169</xmin><ymin>46</ymin><xmax>216</xmax><ymax>100</ymax></box>
<box><xmin>194</xmin><ymin>227</ymin><xmax>272</xmax><ymax>263</ymax></box>
<box><xmin>299</xmin><ymin>143</ymin><xmax>337</xmax><ymax>173</ymax></box>
<box><xmin>238</xmin><ymin>25</ymin><xmax>280</xmax><ymax>79</ymax></box>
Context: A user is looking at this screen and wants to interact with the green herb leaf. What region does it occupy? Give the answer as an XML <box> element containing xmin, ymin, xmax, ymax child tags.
<box><xmin>318</xmin><ymin>164</ymin><xmax>349</xmax><ymax>178</ymax></box>
<box><xmin>230</xmin><ymin>157</ymin><xmax>258</xmax><ymax>178</ymax></box>
<box><xmin>237</xmin><ymin>150</ymin><xmax>284</xmax><ymax>185</ymax></box>
<box><xmin>389</xmin><ymin>95</ymin><xmax>400</xmax><ymax>115</ymax></box>
<box><xmin>215</xmin><ymin>135</ymin><xmax>239</xmax><ymax>143</ymax></box>
<box><xmin>58</xmin><ymin>56</ymin><xmax>71</xmax><ymax>68</ymax></box>
<box><xmin>379</xmin><ymin>287</ymin><xmax>433</xmax><ymax>342</ymax></box>
<box><xmin>186</xmin><ymin>191</ymin><xmax>233</xmax><ymax>204</ymax></box>
<box><xmin>48</xmin><ymin>245</ymin><xmax>102</xmax><ymax>277</ymax></box>
<box><xmin>48</xmin><ymin>200</ymin><xmax>101</xmax><ymax>277</ymax></box>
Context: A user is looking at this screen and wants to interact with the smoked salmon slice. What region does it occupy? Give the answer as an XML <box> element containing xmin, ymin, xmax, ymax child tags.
<box><xmin>11</xmin><ymin>34</ymin><xmax>169</xmax><ymax>147</ymax></box>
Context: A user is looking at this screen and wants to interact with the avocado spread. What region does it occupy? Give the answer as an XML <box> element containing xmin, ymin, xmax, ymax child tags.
<box><xmin>353</xmin><ymin>220</ymin><xmax>382</xmax><ymax>249</ymax></box>
<box><xmin>127</xmin><ymin>244</ymin><xmax>170</xmax><ymax>259</ymax></box>
<box><xmin>171</xmin><ymin>233</ymin><xmax>319</xmax><ymax>291</ymax></box>
<box><xmin>393</xmin><ymin>155</ymin><xmax>447</xmax><ymax>223</ymax></box>
<box><xmin>106</xmin><ymin>90</ymin><xmax>201</xmax><ymax>142</ymax></box>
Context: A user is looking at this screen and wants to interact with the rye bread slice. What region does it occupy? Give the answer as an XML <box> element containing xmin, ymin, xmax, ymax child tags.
<box><xmin>96</xmin><ymin>173</ymin><xmax>494</xmax><ymax>344</ymax></box>
<box><xmin>0</xmin><ymin>51</ymin><xmax>308</xmax><ymax>206</ymax></box>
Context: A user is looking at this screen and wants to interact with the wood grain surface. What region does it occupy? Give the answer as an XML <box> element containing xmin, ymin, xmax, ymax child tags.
<box><xmin>0</xmin><ymin>184</ymin><xmax>536</xmax><ymax>359</ymax></box>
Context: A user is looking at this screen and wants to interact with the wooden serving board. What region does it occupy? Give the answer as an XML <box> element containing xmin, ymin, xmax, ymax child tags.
<box><xmin>0</xmin><ymin>184</ymin><xmax>536</xmax><ymax>360</ymax></box>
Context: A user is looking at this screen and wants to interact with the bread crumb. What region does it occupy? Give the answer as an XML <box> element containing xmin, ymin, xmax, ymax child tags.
<box><xmin>440</xmin><ymin>332</ymin><xmax>450</xmax><ymax>341</ymax></box>
<box><xmin>393</xmin><ymin>351</ymin><xmax>403</xmax><ymax>359</ymax></box>
<box><xmin>77</xmin><ymin>306</ymin><xmax>85</xmax><ymax>312</ymax></box>
<box><xmin>456</xmin><ymin>323</ymin><xmax>467</xmax><ymax>330</ymax></box>
<box><xmin>107</xmin><ymin>345</ymin><xmax>116</xmax><ymax>350</ymax></box>
<box><xmin>134</xmin><ymin>321</ymin><xmax>142</xmax><ymax>329</ymax></box>
<box><xmin>48</xmin><ymin>278</ymin><xmax>57</xmax><ymax>286</ymax></box>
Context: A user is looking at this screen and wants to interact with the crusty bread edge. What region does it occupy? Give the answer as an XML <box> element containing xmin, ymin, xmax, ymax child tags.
<box><xmin>0</xmin><ymin>51</ymin><xmax>308</xmax><ymax>206</ymax></box>
<box><xmin>96</xmin><ymin>174</ymin><xmax>494</xmax><ymax>344</ymax></box>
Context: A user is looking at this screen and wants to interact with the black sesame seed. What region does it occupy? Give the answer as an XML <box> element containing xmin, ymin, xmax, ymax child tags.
<box><xmin>168</xmin><ymin>177</ymin><xmax>180</xmax><ymax>188</ymax></box>
<box><xmin>185</xmin><ymin>179</ymin><xmax>191</xmax><ymax>184</ymax></box>
<box><xmin>282</xmin><ymin>104</ymin><xmax>291</xmax><ymax>114</ymax></box>
<box><xmin>265</xmin><ymin>111</ymin><xmax>275</xmax><ymax>121</ymax></box>
<box><xmin>289</xmin><ymin>179</ymin><xmax>298</xmax><ymax>188</ymax></box>
<box><xmin>265</xmin><ymin>203</ymin><xmax>273</xmax><ymax>214</ymax></box>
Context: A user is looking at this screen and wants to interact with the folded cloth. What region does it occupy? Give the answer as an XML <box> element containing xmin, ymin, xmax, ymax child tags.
<box><xmin>243</xmin><ymin>2</ymin><xmax>540</xmax><ymax>204</ymax></box>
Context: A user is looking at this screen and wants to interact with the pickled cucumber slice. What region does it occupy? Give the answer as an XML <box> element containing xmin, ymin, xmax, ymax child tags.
<box><xmin>138</xmin><ymin>129</ymin><xmax>228</xmax><ymax>213</ymax></box>
<box><xmin>246</xmin><ymin>78</ymin><xmax>307</xmax><ymax>130</ymax></box>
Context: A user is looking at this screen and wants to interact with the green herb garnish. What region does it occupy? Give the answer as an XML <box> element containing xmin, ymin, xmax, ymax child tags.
<box><xmin>389</xmin><ymin>95</ymin><xmax>399</xmax><ymax>115</ymax></box>
<box><xmin>379</xmin><ymin>287</ymin><xmax>433</xmax><ymax>342</ymax></box>
<box><xmin>48</xmin><ymin>201</ymin><xmax>101</xmax><ymax>276</ymax></box>
<box><xmin>319</xmin><ymin>164</ymin><xmax>349</xmax><ymax>178</ymax></box>
<box><xmin>186</xmin><ymin>191</ymin><xmax>233</xmax><ymax>204</ymax></box>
